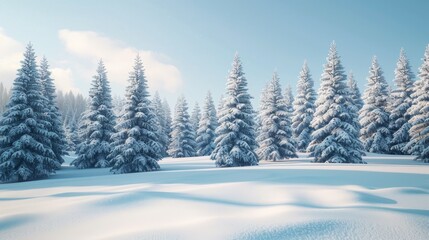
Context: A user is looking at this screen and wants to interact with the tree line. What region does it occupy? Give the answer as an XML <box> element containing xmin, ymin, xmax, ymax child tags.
<box><xmin>0</xmin><ymin>42</ymin><xmax>428</xmax><ymax>182</ymax></box>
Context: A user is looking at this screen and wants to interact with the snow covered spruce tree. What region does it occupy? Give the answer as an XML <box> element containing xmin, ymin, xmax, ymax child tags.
<box><xmin>190</xmin><ymin>102</ymin><xmax>201</xmax><ymax>156</ymax></box>
<box><xmin>109</xmin><ymin>55</ymin><xmax>161</xmax><ymax>173</ymax></box>
<box><xmin>196</xmin><ymin>92</ymin><xmax>218</xmax><ymax>156</ymax></box>
<box><xmin>256</xmin><ymin>72</ymin><xmax>297</xmax><ymax>161</ymax></box>
<box><xmin>72</xmin><ymin>60</ymin><xmax>116</xmax><ymax>168</ymax></box>
<box><xmin>406</xmin><ymin>45</ymin><xmax>429</xmax><ymax>162</ymax></box>
<box><xmin>347</xmin><ymin>72</ymin><xmax>364</xmax><ymax>112</ymax></box>
<box><xmin>152</xmin><ymin>92</ymin><xmax>169</xmax><ymax>157</ymax></box>
<box><xmin>359</xmin><ymin>57</ymin><xmax>392</xmax><ymax>153</ymax></box>
<box><xmin>162</xmin><ymin>98</ymin><xmax>172</xmax><ymax>145</ymax></box>
<box><xmin>0</xmin><ymin>44</ymin><xmax>59</xmax><ymax>182</ymax></box>
<box><xmin>168</xmin><ymin>96</ymin><xmax>197</xmax><ymax>158</ymax></box>
<box><xmin>307</xmin><ymin>43</ymin><xmax>364</xmax><ymax>163</ymax></box>
<box><xmin>216</xmin><ymin>94</ymin><xmax>225</xmax><ymax>120</ymax></box>
<box><xmin>284</xmin><ymin>85</ymin><xmax>294</xmax><ymax>118</ymax></box>
<box><xmin>64</xmin><ymin>119</ymin><xmax>79</xmax><ymax>151</ymax></box>
<box><xmin>292</xmin><ymin>62</ymin><xmax>316</xmax><ymax>152</ymax></box>
<box><xmin>346</xmin><ymin>72</ymin><xmax>364</xmax><ymax>142</ymax></box>
<box><xmin>40</xmin><ymin>57</ymin><xmax>68</xmax><ymax>166</ymax></box>
<box><xmin>0</xmin><ymin>82</ymin><xmax>11</xmax><ymax>113</ymax></box>
<box><xmin>191</xmin><ymin>103</ymin><xmax>201</xmax><ymax>134</ymax></box>
<box><xmin>211</xmin><ymin>53</ymin><xmax>258</xmax><ymax>167</ymax></box>
<box><xmin>388</xmin><ymin>49</ymin><xmax>414</xmax><ymax>154</ymax></box>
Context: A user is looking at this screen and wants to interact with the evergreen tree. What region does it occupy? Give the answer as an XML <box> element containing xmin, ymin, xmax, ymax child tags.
<box><xmin>389</xmin><ymin>49</ymin><xmax>415</xmax><ymax>154</ymax></box>
<box><xmin>284</xmin><ymin>84</ymin><xmax>294</xmax><ymax>118</ymax></box>
<box><xmin>0</xmin><ymin>82</ymin><xmax>10</xmax><ymax>113</ymax></box>
<box><xmin>256</xmin><ymin>72</ymin><xmax>297</xmax><ymax>161</ymax></box>
<box><xmin>308</xmin><ymin>43</ymin><xmax>364</xmax><ymax>163</ymax></box>
<box><xmin>162</xmin><ymin>98</ymin><xmax>172</xmax><ymax>146</ymax></box>
<box><xmin>151</xmin><ymin>92</ymin><xmax>169</xmax><ymax>157</ymax></box>
<box><xmin>347</xmin><ymin>72</ymin><xmax>364</xmax><ymax>147</ymax></box>
<box><xmin>347</xmin><ymin>72</ymin><xmax>364</xmax><ymax>112</ymax></box>
<box><xmin>168</xmin><ymin>96</ymin><xmax>197</xmax><ymax>158</ymax></box>
<box><xmin>359</xmin><ymin>57</ymin><xmax>392</xmax><ymax>153</ymax></box>
<box><xmin>112</xmin><ymin>95</ymin><xmax>126</xmax><ymax>117</ymax></box>
<box><xmin>191</xmin><ymin>103</ymin><xmax>201</xmax><ymax>135</ymax></box>
<box><xmin>64</xmin><ymin>119</ymin><xmax>79</xmax><ymax>151</ymax></box>
<box><xmin>196</xmin><ymin>92</ymin><xmax>218</xmax><ymax>156</ymax></box>
<box><xmin>72</xmin><ymin>60</ymin><xmax>116</xmax><ymax>168</ymax></box>
<box><xmin>190</xmin><ymin>103</ymin><xmax>201</xmax><ymax>156</ymax></box>
<box><xmin>39</xmin><ymin>57</ymin><xmax>68</xmax><ymax>166</ymax></box>
<box><xmin>0</xmin><ymin>44</ymin><xmax>59</xmax><ymax>182</ymax></box>
<box><xmin>109</xmin><ymin>55</ymin><xmax>161</xmax><ymax>173</ymax></box>
<box><xmin>406</xmin><ymin>45</ymin><xmax>429</xmax><ymax>162</ymax></box>
<box><xmin>216</xmin><ymin>94</ymin><xmax>225</xmax><ymax>120</ymax></box>
<box><xmin>211</xmin><ymin>53</ymin><xmax>258</xmax><ymax>167</ymax></box>
<box><xmin>292</xmin><ymin>62</ymin><xmax>316</xmax><ymax>152</ymax></box>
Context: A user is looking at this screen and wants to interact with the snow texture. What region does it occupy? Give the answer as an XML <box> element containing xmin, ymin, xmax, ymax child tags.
<box><xmin>0</xmin><ymin>153</ymin><xmax>428</xmax><ymax>240</ymax></box>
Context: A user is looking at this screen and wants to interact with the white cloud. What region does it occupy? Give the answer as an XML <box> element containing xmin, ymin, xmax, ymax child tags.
<box><xmin>51</xmin><ymin>67</ymin><xmax>81</xmax><ymax>94</ymax></box>
<box><xmin>58</xmin><ymin>29</ymin><xmax>182</xmax><ymax>93</ymax></box>
<box><xmin>0</xmin><ymin>28</ymin><xmax>24</xmax><ymax>88</ymax></box>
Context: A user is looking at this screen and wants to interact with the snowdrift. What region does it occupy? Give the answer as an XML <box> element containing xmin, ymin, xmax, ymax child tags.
<box><xmin>0</xmin><ymin>153</ymin><xmax>428</xmax><ymax>239</ymax></box>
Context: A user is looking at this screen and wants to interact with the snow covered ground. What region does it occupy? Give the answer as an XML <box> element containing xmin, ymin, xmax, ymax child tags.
<box><xmin>1</xmin><ymin>153</ymin><xmax>428</xmax><ymax>240</ymax></box>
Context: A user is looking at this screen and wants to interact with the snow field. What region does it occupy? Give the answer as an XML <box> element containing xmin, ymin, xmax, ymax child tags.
<box><xmin>0</xmin><ymin>153</ymin><xmax>428</xmax><ymax>240</ymax></box>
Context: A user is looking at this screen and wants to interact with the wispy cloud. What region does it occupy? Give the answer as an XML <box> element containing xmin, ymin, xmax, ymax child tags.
<box><xmin>58</xmin><ymin>29</ymin><xmax>183</xmax><ymax>93</ymax></box>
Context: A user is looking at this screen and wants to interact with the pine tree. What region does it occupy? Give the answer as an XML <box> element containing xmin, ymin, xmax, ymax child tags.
<box><xmin>347</xmin><ymin>72</ymin><xmax>364</xmax><ymax>148</ymax></box>
<box><xmin>347</xmin><ymin>72</ymin><xmax>364</xmax><ymax>112</ymax></box>
<box><xmin>211</xmin><ymin>53</ymin><xmax>258</xmax><ymax>167</ymax></box>
<box><xmin>72</xmin><ymin>60</ymin><xmax>116</xmax><ymax>168</ymax></box>
<box><xmin>389</xmin><ymin>49</ymin><xmax>415</xmax><ymax>154</ymax></box>
<box><xmin>162</xmin><ymin>98</ymin><xmax>172</xmax><ymax>147</ymax></box>
<box><xmin>257</xmin><ymin>72</ymin><xmax>297</xmax><ymax>161</ymax></box>
<box><xmin>64</xmin><ymin>119</ymin><xmax>79</xmax><ymax>151</ymax></box>
<box><xmin>359</xmin><ymin>57</ymin><xmax>392</xmax><ymax>154</ymax></box>
<box><xmin>0</xmin><ymin>82</ymin><xmax>10</xmax><ymax>113</ymax></box>
<box><xmin>284</xmin><ymin>85</ymin><xmax>294</xmax><ymax>118</ymax></box>
<box><xmin>216</xmin><ymin>94</ymin><xmax>225</xmax><ymax>120</ymax></box>
<box><xmin>0</xmin><ymin>44</ymin><xmax>59</xmax><ymax>182</ymax></box>
<box><xmin>39</xmin><ymin>57</ymin><xmax>68</xmax><ymax>166</ymax></box>
<box><xmin>292</xmin><ymin>62</ymin><xmax>316</xmax><ymax>152</ymax></box>
<box><xmin>308</xmin><ymin>43</ymin><xmax>364</xmax><ymax>163</ymax></box>
<box><xmin>406</xmin><ymin>45</ymin><xmax>429</xmax><ymax>162</ymax></box>
<box><xmin>196</xmin><ymin>92</ymin><xmax>218</xmax><ymax>156</ymax></box>
<box><xmin>109</xmin><ymin>55</ymin><xmax>161</xmax><ymax>173</ymax></box>
<box><xmin>151</xmin><ymin>92</ymin><xmax>169</xmax><ymax>157</ymax></box>
<box><xmin>168</xmin><ymin>96</ymin><xmax>197</xmax><ymax>158</ymax></box>
<box><xmin>190</xmin><ymin>102</ymin><xmax>201</xmax><ymax>156</ymax></box>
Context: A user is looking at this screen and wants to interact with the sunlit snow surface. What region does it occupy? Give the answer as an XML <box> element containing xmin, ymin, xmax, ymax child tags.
<box><xmin>1</xmin><ymin>153</ymin><xmax>428</xmax><ymax>240</ymax></box>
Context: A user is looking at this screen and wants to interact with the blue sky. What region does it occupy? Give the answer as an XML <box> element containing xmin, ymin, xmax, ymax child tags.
<box><xmin>0</xmin><ymin>0</ymin><xmax>427</xmax><ymax>108</ymax></box>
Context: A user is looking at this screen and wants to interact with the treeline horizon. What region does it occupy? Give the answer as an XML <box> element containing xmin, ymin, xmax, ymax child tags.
<box><xmin>0</xmin><ymin>41</ymin><xmax>428</xmax><ymax>183</ymax></box>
